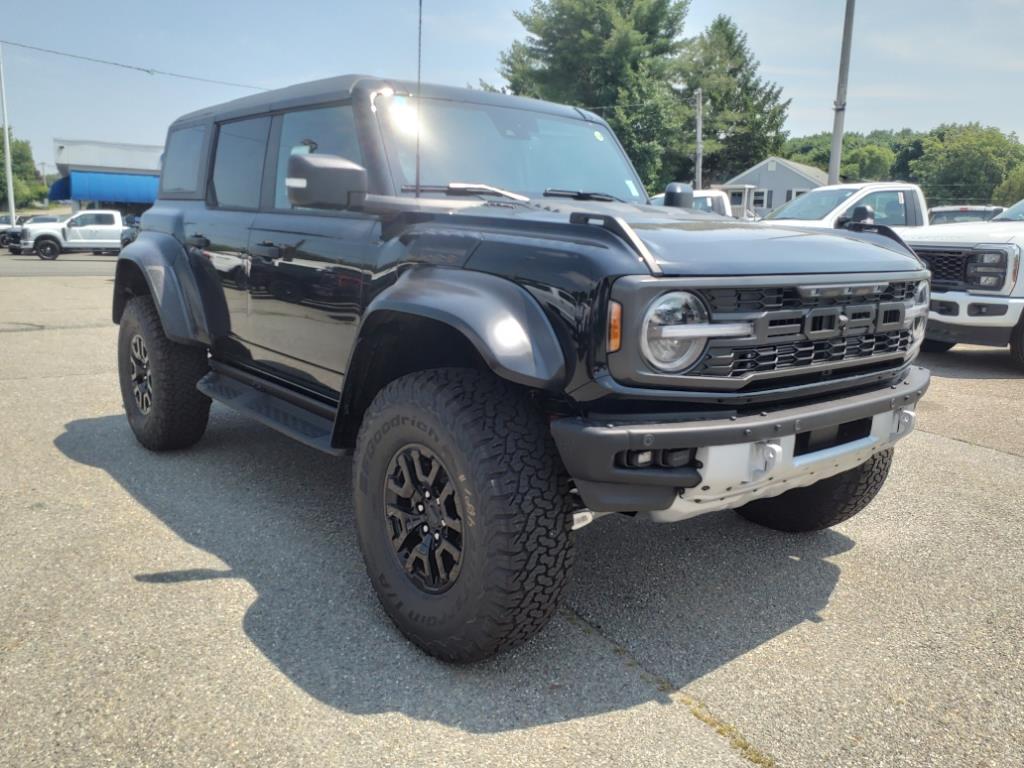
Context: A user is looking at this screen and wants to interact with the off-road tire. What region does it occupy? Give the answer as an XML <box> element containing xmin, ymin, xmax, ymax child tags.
<box><xmin>1010</xmin><ymin>320</ymin><xmax>1024</xmax><ymax>368</ymax></box>
<box><xmin>353</xmin><ymin>368</ymin><xmax>574</xmax><ymax>663</ymax></box>
<box><xmin>921</xmin><ymin>339</ymin><xmax>956</xmax><ymax>354</ymax></box>
<box><xmin>736</xmin><ymin>449</ymin><xmax>893</xmax><ymax>532</ymax></box>
<box><xmin>35</xmin><ymin>238</ymin><xmax>61</xmax><ymax>260</ymax></box>
<box><xmin>117</xmin><ymin>296</ymin><xmax>211</xmax><ymax>451</ymax></box>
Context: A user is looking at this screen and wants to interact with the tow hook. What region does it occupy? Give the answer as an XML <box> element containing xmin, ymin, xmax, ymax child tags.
<box><xmin>893</xmin><ymin>408</ymin><xmax>916</xmax><ymax>437</ymax></box>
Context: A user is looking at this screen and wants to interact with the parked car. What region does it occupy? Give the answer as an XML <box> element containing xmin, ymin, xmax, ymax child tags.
<box><xmin>0</xmin><ymin>214</ymin><xmax>25</xmax><ymax>247</ymax></box>
<box><xmin>760</xmin><ymin>182</ymin><xmax>928</xmax><ymax>229</ymax></box>
<box><xmin>114</xmin><ymin>75</ymin><xmax>930</xmax><ymax>662</ymax></box>
<box><xmin>650</xmin><ymin>189</ymin><xmax>733</xmax><ymax>217</ymax></box>
<box><xmin>902</xmin><ymin>198</ymin><xmax>1024</xmax><ymax>364</ymax></box>
<box><xmin>17</xmin><ymin>210</ymin><xmax>124</xmax><ymax>259</ymax></box>
<box><xmin>2</xmin><ymin>214</ymin><xmax>63</xmax><ymax>248</ymax></box>
<box><xmin>928</xmin><ymin>205</ymin><xmax>1004</xmax><ymax>225</ymax></box>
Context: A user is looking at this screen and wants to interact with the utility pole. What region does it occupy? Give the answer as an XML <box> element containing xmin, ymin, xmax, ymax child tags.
<box><xmin>828</xmin><ymin>0</ymin><xmax>856</xmax><ymax>184</ymax></box>
<box><xmin>694</xmin><ymin>87</ymin><xmax>703</xmax><ymax>189</ymax></box>
<box><xmin>0</xmin><ymin>44</ymin><xmax>16</xmax><ymax>224</ymax></box>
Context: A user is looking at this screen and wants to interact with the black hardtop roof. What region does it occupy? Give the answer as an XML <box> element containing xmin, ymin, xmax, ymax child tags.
<box><xmin>170</xmin><ymin>74</ymin><xmax>599</xmax><ymax>128</ymax></box>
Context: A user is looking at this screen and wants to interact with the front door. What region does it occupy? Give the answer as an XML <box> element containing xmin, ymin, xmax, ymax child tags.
<box><xmin>245</xmin><ymin>103</ymin><xmax>375</xmax><ymax>396</ymax></box>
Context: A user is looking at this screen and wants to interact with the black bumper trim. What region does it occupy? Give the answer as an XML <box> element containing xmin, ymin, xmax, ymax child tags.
<box><xmin>926</xmin><ymin>320</ymin><xmax>1012</xmax><ymax>347</ymax></box>
<box><xmin>552</xmin><ymin>365</ymin><xmax>930</xmax><ymax>513</ymax></box>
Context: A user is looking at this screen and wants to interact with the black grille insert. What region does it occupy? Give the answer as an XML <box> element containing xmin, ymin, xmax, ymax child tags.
<box><xmin>702</xmin><ymin>281</ymin><xmax>916</xmax><ymax>313</ymax></box>
<box><xmin>913</xmin><ymin>249</ymin><xmax>969</xmax><ymax>290</ymax></box>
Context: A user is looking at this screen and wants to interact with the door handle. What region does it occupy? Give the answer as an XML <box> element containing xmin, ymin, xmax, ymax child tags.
<box><xmin>185</xmin><ymin>233</ymin><xmax>210</xmax><ymax>250</ymax></box>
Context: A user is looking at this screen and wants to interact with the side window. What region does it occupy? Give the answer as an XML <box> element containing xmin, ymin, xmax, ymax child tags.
<box><xmin>161</xmin><ymin>125</ymin><xmax>207</xmax><ymax>196</ymax></box>
<box><xmin>846</xmin><ymin>190</ymin><xmax>907</xmax><ymax>226</ymax></box>
<box><xmin>95</xmin><ymin>213</ymin><xmax>115</xmax><ymax>226</ymax></box>
<box><xmin>211</xmin><ymin>116</ymin><xmax>271</xmax><ymax>209</ymax></box>
<box><xmin>73</xmin><ymin>213</ymin><xmax>97</xmax><ymax>226</ymax></box>
<box><xmin>274</xmin><ymin>105</ymin><xmax>362</xmax><ymax>210</ymax></box>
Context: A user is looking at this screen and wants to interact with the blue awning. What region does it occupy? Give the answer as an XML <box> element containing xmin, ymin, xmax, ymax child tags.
<box><xmin>49</xmin><ymin>171</ymin><xmax>159</xmax><ymax>204</ymax></box>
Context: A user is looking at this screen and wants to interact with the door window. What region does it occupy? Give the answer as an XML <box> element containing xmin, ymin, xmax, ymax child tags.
<box><xmin>274</xmin><ymin>105</ymin><xmax>363</xmax><ymax>209</ymax></box>
<box><xmin>72</xmin><ymin>213</ymin><xmax>113</xmax><ymax>226</ymax></box>
<box><xmin>211</xmin><ymin>116</ymin><xmax>271</xmax><ymax>209</ymax></box>
<box><xmin>845</xmin><ymin>190</ymin><xmax>908</xmax><ymax>226</ymax></box>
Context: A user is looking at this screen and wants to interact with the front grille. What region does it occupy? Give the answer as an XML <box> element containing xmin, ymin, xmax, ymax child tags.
<box><xmin>697</xmin><ymin>330</ymin><xmax>912</xmax><ymax>377</ymax></box>
<box><xmin>702</xmin><ymin>280</ymin><xmax>916</xmax><ymax>313</ymax></box>
<box><xmin>912</xmin><ymin>249</ymin><xmax>968</xmax><ymax>290</ymax></box>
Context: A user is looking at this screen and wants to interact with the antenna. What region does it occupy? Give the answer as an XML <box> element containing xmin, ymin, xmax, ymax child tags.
<box><xmin>415</xmin><ymin>0</ymin><xmax>423</xmax><ymax>198</ymax></box>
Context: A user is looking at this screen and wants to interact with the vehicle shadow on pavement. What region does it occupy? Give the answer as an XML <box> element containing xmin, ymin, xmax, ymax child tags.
<box><xmin>919</xmin><ymin>348</ymin><xmax>1022</xmax><ymax>379</ymax></box>
<box><xmin>55</xmin><ymin>410</ymin><xmax>852</xmax><ymax>733</ymax></box>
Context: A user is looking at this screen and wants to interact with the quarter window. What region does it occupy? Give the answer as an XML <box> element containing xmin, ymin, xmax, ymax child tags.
<box><xmin>160</xmin><ymin>125</ymin><xmax>207</xmax><ymax>196</ymax></box>
<box><xmin>274</xmin><ymin>105</ymin><xmax>362</xmax><ymax>209</ymax></box>
<box><xmin>211</xmin><ymin>116</ymin><xmax>271</xmax><ymax>209</ymax></box>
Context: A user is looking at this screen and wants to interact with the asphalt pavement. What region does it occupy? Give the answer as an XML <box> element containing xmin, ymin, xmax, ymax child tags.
<box><xmin>1</xmin><ymin>252</ymin><xmax>1022</xmax><ymax>767</ymax></box>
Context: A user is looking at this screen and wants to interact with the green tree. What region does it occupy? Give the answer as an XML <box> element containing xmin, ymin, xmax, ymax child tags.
<box><xmin>499</xmin><ymin>0</ymin><xmax>691</xmax><ymax>190</ymax></box>
<box><xmin>841</xmin><ymin>144</ymin><xmax>895</xmax><ymax>181</ymax></box>
<box><xmin>992</xmin><ymin>165</ymin><xmax>1024</xmax><ymax>206</ymax></box>
<box><xmin>676</xmin><ymin>15</ymin><xmax>790</xmax><ymax>183</ymax></box>
<box><xmin>0</xmin><ymin>130</ymin><xmax>47</xmax><ymax>206</ymax></box>
<box><xmin>910</xmin><ymin>123</ymin><xmax>1024</xmax><ymax>205</ymax></box>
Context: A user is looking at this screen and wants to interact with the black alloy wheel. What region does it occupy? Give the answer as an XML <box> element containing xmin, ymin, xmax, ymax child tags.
<box><xmin>36</xmin><ymin>240</ymin><xmax>60</xmax><ymax>260</ymax></box>
<box><xmin>383</xmin><ymin>444</ymin><xmax>463</xmax><ymax>593</ymax></box>
<box><xmin>128</xmin><ymin>333</ymin><xmax>154</xmax><ymax>415</ymax></box>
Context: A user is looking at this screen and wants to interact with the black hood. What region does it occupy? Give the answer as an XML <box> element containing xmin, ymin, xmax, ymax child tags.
<box><xmin>445</xmin><ymin>199</ymin><xmax>924</xmax><ymax>277</ymax></box>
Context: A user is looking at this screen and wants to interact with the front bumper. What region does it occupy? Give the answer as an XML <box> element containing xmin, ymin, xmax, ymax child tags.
<box><xmin>927</xmin><ymin>291</ymin><xmax>1024</xmax><ymax>347</ymax></box>
<box><xmin>551</xmin><ymin>365</ymin><xmax>930</xmax><ymax>521</ymax></box>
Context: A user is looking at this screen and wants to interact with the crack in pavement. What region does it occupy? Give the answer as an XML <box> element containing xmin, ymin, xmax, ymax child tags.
<box><xmin>0</xmin><ymin>323</ymin><xmax>112</xmax><ymax>333</ymax></box>
<box><xmin>559</xmin><ymin>605</ymin><xmax>781</xmax><ymax>768</ymax></box>
<box><xmin>914</xmin><ymin>426</ymin><xmax>1024</xmax><ymax>459</ymax></box>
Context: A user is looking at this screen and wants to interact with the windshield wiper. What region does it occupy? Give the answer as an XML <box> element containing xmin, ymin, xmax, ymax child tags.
<box><xmin>543</xmin><ymin>188</ymin><xmax>623</xmax><ymax>202</ymax></box>
<box><xmin>400</xmin><ymin>182</ymin><xmax>529</xmax><ymax>202</ymax></box>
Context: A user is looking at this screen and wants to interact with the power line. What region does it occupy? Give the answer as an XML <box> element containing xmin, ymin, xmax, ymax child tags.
<box><xmin>0</xmin><ymin>39</ymin><xmax>267</xmax><ymax>91</ymax></box>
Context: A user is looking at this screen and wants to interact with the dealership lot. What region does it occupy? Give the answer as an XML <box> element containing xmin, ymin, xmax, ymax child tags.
<box><xmin>1</xmin><ymin>253</ymin><xmax>1021</xmax><ymax>767</ymax></box>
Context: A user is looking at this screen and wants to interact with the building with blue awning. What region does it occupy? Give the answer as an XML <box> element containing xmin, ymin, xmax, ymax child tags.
<box><xmin>49</xmin><ymin>138</ymin><xmax>163</xmax><ymax>214</ymax></box>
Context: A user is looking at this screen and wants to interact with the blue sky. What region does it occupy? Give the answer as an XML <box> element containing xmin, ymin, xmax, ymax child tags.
<box><xmin>4</xmin><ymin>0</ymin><xmax>1023</xmax><ymax>170</ymax></box>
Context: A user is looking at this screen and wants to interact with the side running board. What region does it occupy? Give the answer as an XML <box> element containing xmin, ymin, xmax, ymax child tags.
<box><xmin>197</xmin><ymin>368</ymin><xmax>342</xmax><ymax>456</ymax></box>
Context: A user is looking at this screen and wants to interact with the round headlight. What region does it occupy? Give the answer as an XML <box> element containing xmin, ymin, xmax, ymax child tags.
<box><xmin>640</xmin><ymin>291</ymin><xmax>709</xmax><ymax>372</ymax></box>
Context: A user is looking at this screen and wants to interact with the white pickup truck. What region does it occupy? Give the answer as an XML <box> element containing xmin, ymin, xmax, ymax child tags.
<box><xmin>17</xmin><ymin>209</ymin><xmax>125</xmax><ymax>260</ymax></box>
<box><xmin>759</xmin><ymin>182</ymin><xmax>929</xmax><ymax>229</ymax></box>
<box><xmin>898</xmin><ymin>199</ymin><xmax>1024</xmax><ymax>365</ymax></box>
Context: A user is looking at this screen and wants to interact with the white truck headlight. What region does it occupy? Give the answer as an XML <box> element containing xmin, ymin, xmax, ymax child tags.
<box><xmin>640</xmin><ymin>291</ymin><xmax>710</xmax><ymax>372</ymax></box>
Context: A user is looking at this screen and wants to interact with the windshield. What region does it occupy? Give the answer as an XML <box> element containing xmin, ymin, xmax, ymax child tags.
<box><xmin>764</xmin><ymin>187</ymin><xmax>857</xmax><ymax>220</ymax></box>
<box><xmin>993</xmin><ymin>199</ymin><xmax>1024</xmax><ymax>221</ymax></box>
<box><xmin>375</xmin><ymin>93</ymin><xmax>646</xmax><ymax>203</ymax></box>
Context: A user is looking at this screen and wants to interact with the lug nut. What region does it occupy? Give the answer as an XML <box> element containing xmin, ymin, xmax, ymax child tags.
<box><xmin>425</xmin><ymin>491</ymin><xmax>431</xmax><ymax>498</ymax></box>
<box><xmin>433</xmin><ymin>531</ymin><xmax>440</xmax><ymax>541</ymax></box>
<box><xmin>417</xmin><ymin>504</ymin><xmax>424</xmax><ymax>512</ymax></box>
<box><xmin>422</xmin><ymin>524</ymin><xmax>429</xmax><ymax>533</ymax></box>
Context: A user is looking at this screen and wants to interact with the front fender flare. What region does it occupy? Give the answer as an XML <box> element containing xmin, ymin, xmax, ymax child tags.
<box><xmin>113</xmin><ymin>232</ymin><xmax>211</xmax><ymax>346</ymax></box>
<box><xmin>358</xmin><ymin>266</ymin><xmax>567</xmax><ymax>390</ymax></box>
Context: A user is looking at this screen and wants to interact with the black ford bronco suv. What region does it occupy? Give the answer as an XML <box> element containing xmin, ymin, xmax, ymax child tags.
<box><xmin>114</xmin><ymin>75</ymin><xmax>930</xmax><ymax>662</ymax></box>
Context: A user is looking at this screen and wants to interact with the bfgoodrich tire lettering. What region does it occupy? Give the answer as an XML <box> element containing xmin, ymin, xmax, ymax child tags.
<box><xmin>353</xmin><ymin>368</ymin><xmax>574</xmax><ymax>662</ymax></box>
<box><xmin>117</xmin><ymin>295</ymin><xmax>211</xmax><ymax>451</ymax></box>
<box><xmin>736</xmin><ymin>449</ymin><xmax>893</xmax><ymax>532</ymax></box>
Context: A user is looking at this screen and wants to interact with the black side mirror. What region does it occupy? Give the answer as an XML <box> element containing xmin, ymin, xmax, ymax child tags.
<box><xmin>836</xmin><ymin>205</ymin><xmax>875</xmax><ymax>229</ymax></box>
<box><xmin>852</xmin><ymin>205</ymin><xmax>874</xmax><ymax>223</ymax></box>
<box><xmin>286</xmin><ymin>153</ymin><xmax>368</xmax><ymax>210</ymax></box>
<box><xmin>663</xmin><ymin>182</ymin><xmax>694</xmax><ymax>209</ymax></box>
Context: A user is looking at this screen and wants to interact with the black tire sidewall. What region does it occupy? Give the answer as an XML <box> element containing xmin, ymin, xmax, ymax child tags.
<box><xmin>355</xmin><ymin>403</ymin><xmax>492</xmax><ymax>642</ymax></box>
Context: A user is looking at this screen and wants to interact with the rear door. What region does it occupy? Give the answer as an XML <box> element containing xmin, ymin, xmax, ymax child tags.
<box><xmin>186</xmin><ymin>115</ymin><xmax>272</xmax><ymax>367</ymax></box>
<box><xmin>83</xmin><ymin>212</ymin><xmax>121</xmax><ymax>247</ymax></box>
<box><xmin>246</xmin><ymin>104</ymin><xmax>377</xmax><ymax>396</ymax></box>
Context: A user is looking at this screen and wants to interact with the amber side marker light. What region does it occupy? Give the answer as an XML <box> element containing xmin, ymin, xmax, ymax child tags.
<box><xmin>608</xmin><ymin>301</ymin><xmax>622</xmax><ymax>352</ymax></box>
